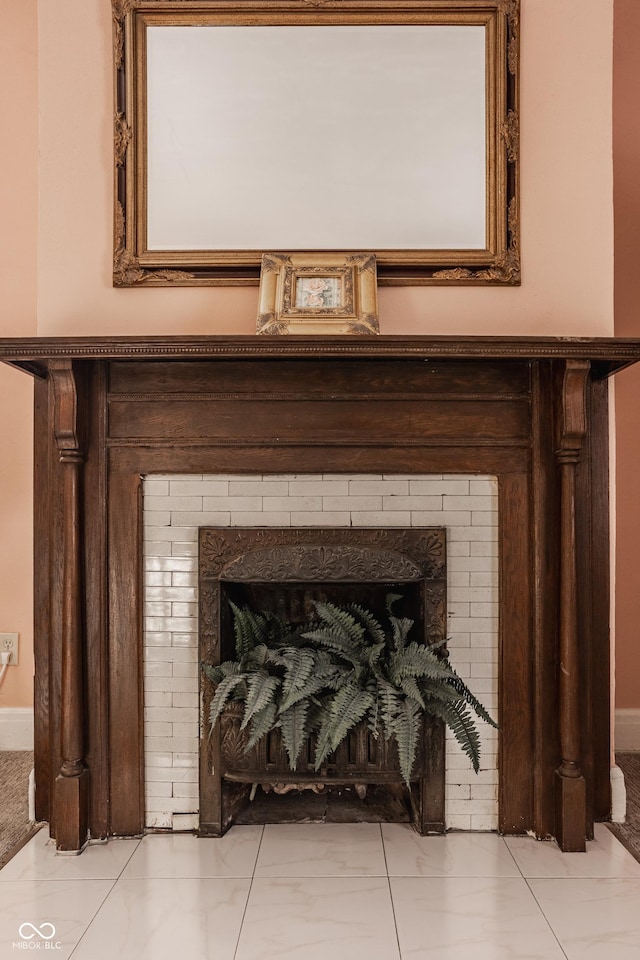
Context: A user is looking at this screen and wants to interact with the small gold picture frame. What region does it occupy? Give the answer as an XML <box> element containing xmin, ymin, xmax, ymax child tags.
<box><xmin>257</xmin><ymin>253</ymin><xmax>379</xmax><ymax>335</ymax></box>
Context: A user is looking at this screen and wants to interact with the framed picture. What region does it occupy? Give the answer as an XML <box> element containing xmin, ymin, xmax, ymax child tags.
<box><xmin>113</xmin><ymin>0</ymin><xmax>519</xmax><ymax>287</ymax></box>
<box><xmin>257</xmin><ymin>254</ymin><xmax>379</xmax><ymax>335</ymax></box>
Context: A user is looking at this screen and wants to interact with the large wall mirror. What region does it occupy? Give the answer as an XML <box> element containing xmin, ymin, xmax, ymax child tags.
<box><xmin>113</xmin><ymin>0</ymin><xmax>519</xmax><ymax>286</ymax></box>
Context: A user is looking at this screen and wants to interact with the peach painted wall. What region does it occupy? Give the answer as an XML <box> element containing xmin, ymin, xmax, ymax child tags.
<box><xmin>613</xmin><ymin>0</ymin><xmax>640</xmax><ymax>709</ymax></box>
<box><xmin>0</xmin><ymin>0</ymin><xmax>619</xmax><ymax>712</ymax></box>
<box><xmin>0</xmin><ymin>0</ymin><xmax>38</xmax><ymax>709</ymax></box>
<box><xmin>37</xmin><ymin>0</ymin><xmax>614</xmax><ymax>338</ymax></box>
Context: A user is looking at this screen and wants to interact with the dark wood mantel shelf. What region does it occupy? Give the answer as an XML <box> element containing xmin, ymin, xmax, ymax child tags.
<box><xmin>3</xmin><ymin>334</ymin><xmax>640</xmax><ymax>854</ymax></box>
<box><xmin>2</xmin><ymin>334</ymin><xmax>640</xmax><ymax>380</ymax></box>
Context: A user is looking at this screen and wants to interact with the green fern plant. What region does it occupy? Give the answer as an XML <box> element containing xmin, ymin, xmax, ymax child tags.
<box><xmin>202</xmin><ymin>595</ymin><xmax>497</xmax><ymax>784</ymax></box>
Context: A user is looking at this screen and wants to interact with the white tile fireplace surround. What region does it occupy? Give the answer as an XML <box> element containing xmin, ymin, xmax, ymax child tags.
<box><xmin>142</xmin><ymin>474</ymin><xmax>498</xmax><ymax>832</ymax></box>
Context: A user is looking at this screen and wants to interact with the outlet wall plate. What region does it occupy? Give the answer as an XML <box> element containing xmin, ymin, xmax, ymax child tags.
<box><xmin>0</xmin><ymin>633</ymin><xmax>18</xmax><ymax>666</ymax></box>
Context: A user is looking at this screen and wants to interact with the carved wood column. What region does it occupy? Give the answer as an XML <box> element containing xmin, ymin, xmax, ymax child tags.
<box><xmin>50</xmin><ymin>360</ymin><xmax>89</xmax><ymax>852</ymax></box>
<box><xmin>555</xmin><ymin>360</ymin><xmax>589</xmax><ymax>852</ymax></box>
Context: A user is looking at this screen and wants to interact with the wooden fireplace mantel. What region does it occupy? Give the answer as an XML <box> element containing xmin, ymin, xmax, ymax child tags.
<box><xmin>2</xmin><ymin>334</ymin><xmax>640</xmax><ymax>379</ymax></box>
<box><xmin>3</xmin><ymin>334</ymin><xmax>640</xmax><ymax>854</ymax></box>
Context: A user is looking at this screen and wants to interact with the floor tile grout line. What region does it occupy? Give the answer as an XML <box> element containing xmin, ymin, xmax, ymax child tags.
<box><xmin>64</xmin><ymin>834</ymin><xmax>144</xmax><ymax>957</ymax></box>
<box><xmin>524</xmin><ymin>878</ymin><xmax>571</xmax><ymax>960</ymax></box>
<box><xmin>232</xmin><ymin>825</ymin><xmax>265</xmax><ymax>960</ymax></box>
<box><xmin>380</xmin><ymin>824</ymin><xmax>403</xmax><ymax>959</ymax></box>
<box><xmin>112</xmin><ymin>834</ymin><xmax>144</xmax><ymax>880</ymax></box>
<box><xmin>501</xmin><ymin>834</ymin><xmax>527</xmax><ymax>879</ymax></box>
<box><xmin>65</xmin><ymin>877</ymin><xmax>123</xmax><ymax>959</ymax></box>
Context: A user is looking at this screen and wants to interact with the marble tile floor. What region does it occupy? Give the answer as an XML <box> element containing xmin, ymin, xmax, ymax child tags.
<box><xmin>1</xmin><ymin>822</ymin><xmax>640</xmax><ymax>959</ymax></box>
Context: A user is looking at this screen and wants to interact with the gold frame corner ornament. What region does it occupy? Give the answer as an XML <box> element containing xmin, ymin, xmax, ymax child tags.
<box><xmin>113</xmin><ymin>0</ymin><xmax>520</xmax><ymax>288</ymax></box>
<box><xmin>257</xmin><ymin>253</ymin><xmax>380</xmax><ymax>335</ymax></box>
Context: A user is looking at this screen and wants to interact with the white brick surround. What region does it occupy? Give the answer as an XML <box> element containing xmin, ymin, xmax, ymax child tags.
<box><xmin>143</xmin><ymin>474</ymin><xmax>499</xmax><ymax>832</ymax></box>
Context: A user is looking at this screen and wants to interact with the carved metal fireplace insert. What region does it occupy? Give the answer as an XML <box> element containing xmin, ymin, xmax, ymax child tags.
<box><xmin>198</xmin><ymin>527</ymin><xmax>447</xmax><ymax>835</ymax></box>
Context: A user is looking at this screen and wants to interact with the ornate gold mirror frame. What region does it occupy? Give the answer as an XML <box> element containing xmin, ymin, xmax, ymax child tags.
<box><xmin>113</xmin><ymin>0</ymin><xmax>519</xmax><ymax>287</ymax></box>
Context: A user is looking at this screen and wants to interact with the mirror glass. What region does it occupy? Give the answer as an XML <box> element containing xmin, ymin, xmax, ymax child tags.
<box><xmin>145</xmin><ymin>25</ymin><xmax>487</xmax><ymax>252</ymax></box>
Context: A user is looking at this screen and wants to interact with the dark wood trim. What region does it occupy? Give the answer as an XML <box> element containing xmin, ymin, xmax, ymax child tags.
<box><xmin>83</xmin><ymin>362</ymin><xmax>110</xmax><ymax>839</ymax></box>
<box><xmin>498</xmin><ymin>471</ymin><xmax>533</xmax><ymax>834</ymax></box>
<box><xmin>577</xmin><ymin>377</ymin><xmax>612</xmax><ymax>825</ymax></box>
<box><xmin>33</xmin><ymin>376</ymin><xmax>52</xmax><ymax>823</ymax></box>
<box><xmin>530</xmin><ymin>361</ymin><xmax>560</xmax><ymax>838</ymax></box>
<box><xmin>49</xmin><ymin>361</ymin><xmax>90</xmax><ymax>851</ymax></box>
<box><xmin>1</xmin><ymin>335</ymin><xmax>640</xmax><ymax>376</ymax></box>
<box><xmin>102</xmin><ymin>446</ymin><xmax>529</xmax><ymax>477</ymax></box>
<box><xmin>554</xmin><ymin>360</ymin><xmax>590</xmax><ymax>852</ymax></box>
<box><xmin>107</xmin><ymin>460</ymin><xmax>145</xmax><ymax>836</ymax></box>
<box><xmin>10</xmin><ymin>337</ymin><xmax>635</xmax><ymax>851</ymax></box>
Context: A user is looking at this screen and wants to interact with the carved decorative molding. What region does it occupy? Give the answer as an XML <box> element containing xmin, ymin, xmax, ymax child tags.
<box><xmin>50</xmin><ymin>360</ymin><xmax>81</xmax><ymax>457</ymax></box>
<box><xmin>199</xmin><ymin>583</ymin><xmax>220</xmax><ymax>654</ymax></box>
<box><xmin>347</xmin><ymin>317</ymin><xmax>380</xmax><ymax>335</ymax></box>
<box><xmin>112</xmin><ymin>0</ymin><xmax>133</xmax><ymax>69</ymax></box>
<box><xmin>558</xmin><ymin>360</ymin><xmax>590</xmax><ymax>462</ymax></box>
<box><xmin>113</xmin><ymin>203</ymin><xmax>195</xmax><ymax>286</ymax></box>
<box><xmin>501</xmin><ymin>110</ymin><xmax>519</xmax><ymax>165</ymax></box>
<box><xmin>220</xmin><ymin>712</ymin><xmax>254</xmax><ymax>771</ymax></box>
<box><xmin>498</xmin><ymin>0</ymin><xmax>519</xmax><ymax>22</ymax></box>
<box><xmin>200</xmin><ymin>527</ymin><xmax>446</xmax><ymax>582</ymax></box>
<box><xmin>256</xmin><ymin>314</ymin><xmax>290</xmax><ymax>336</ymax></box>
<box><xmin>222</xmin><ymin>545</ymin><xmax>425</xmax><ymax>583</ymax></box>
<box><xmin>432</xmin><ymin>245</ymin><xmax>520</xmax><ymax>285</ymax></box>
<box><xmin>4</xmin><ymin>338</ymin><xmax>639</xmax><ymax>378</ymax></box>
<box><xmin>114</xmin><ymin>113</ymin><xmax>132</xmax><ymax>167</ymax></box>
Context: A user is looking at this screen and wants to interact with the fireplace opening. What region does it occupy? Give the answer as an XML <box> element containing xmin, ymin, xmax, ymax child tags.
<box><xmin>222</xmin><ymin>580</ymin><xmax>422</xmax><ymax>646</ymax></box>
<box><xmin>198</xmin><ymin>527</ymin><xmax>448</xmax><ymax>836</ymax></box>
<box><xmin>217</xmin><ymin>580</ymin><xmax>424</xmax><ymax>828</ymax></box>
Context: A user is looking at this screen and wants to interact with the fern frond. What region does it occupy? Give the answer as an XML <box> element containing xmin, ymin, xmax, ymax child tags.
<box><xmin>314</xmin><ymin>684</ymin><xmax>373</xmax><ymax>768</ymax></box>
<box><xmin>230</xmin><ymin>602</ymin><xmax>271</xmax><ymax>659</ymax></box>
<box><xmin>376</xmin><ymin>679</ymin><xmax>404</xmax><ymax>742</ymax></box>
<box><xmin>345</xmin><ymin>604</ymin><xmax>387</xmax><ymax>645</ymax></box>
<box><xmin>201</xmin><ymin>660</ymin><xmax>242</xmax><ymax>685</ymax></box>
<box><xmin>385</xmin><ymin>593</ymin><xmax>403</xmax><ymax>615</ymax></box>
<box><xmin>278</xmin><ymin>669</ymin><xmax>339</xmax><ymax>713</ymax></box>
<box><xmin>209</xmin><ymin>673</ymin><xmax>247</xmax><ymax>729</ymax></box>
<box><xmin>312</xmin><ymin>602</ymin><xmax>366</xmax><ymax>644</ymax></box>
<box><xmin>278</xmin><ymin>700</ymin><xmax>312</xmax><ymax>770</ymax></box>
<box><xmin>240</xmin><ymin>673</ymin><xmax>281</xmax><ymax>730</ymax></box>
<box><xmin>365</xmin><ymin>642</ymin><xmax>386</xmax><ymax>669</ymax></box>
<box><xmin>392</xmin><ymin>699</ymin><xmax>422</xmax><ymax>785</ymax></box>
<box><xmin>428</xmin><ymin>699</ymin><xmax>482</xmax><ymax>772</ymax></box>
<box><xmin>419</xmin><ymin>677</ymin><xmax>464</xmax><ymax>704</ymax></box>
<box><xmin>229</xmin><ymin>600</ymin><xmax>293</xmax><ymax>661</ymax></box>
<box><xmin>399</xmin><ymin>675</ymin><xmax>426</xmax><ymax>710</ymax></box>
<box><xmin>388</xmin><ymin>642</ymin><xmax>454</xmax><ymax>685</ymax></box>
<box><xmin>390</xmin><ymin>615</ymin><xmax>414</xmax><ymax>652</ymax></box>
<box><xmin>445</xmin><ymin>673</ymin><xmax>499</xmax><ymax>729</ymax></box>
<box><xmin>245</xmin><ymin>643</ymin><xmax>270</xmax><ymax>669</ymax></box>
<box><xmin>365</xmin><ymin>679</ymin><xmax>380</xmax><ymax>737</ymax></box>
<box><xmin>279</xmin><ymin>647</ymin><xmax>317</xmax><ymax>711</ymax></box>
<box><xmin>302</xmin><ymin>625</ymin><xmax>363</xmax><ymax>666</ymax></box>
<box><xmin>244</xmin><ymin>702</ymin><xmax>278</xmax><ymax>752</ymax></box>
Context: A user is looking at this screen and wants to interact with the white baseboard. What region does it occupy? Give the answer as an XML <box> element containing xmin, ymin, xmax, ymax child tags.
<box><xmin>0</xmin><ymin>707</ymin><xmax>34</xmax><ymax>750</ymax></box>
<box><xmin>615</xmin><ymin>708</ymin><xmax>640</xmax><ymax>752</ymax></box>
<box><xmin>611</xmin><ymin>765</ymin><xmax>626</xmax><ymax>823</ymax></box>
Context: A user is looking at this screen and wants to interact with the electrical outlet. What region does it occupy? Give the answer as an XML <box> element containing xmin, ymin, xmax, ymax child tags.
<box><xmin>0</xmin><ymin>633</ymin><xmax>18</xmax><ymax>666</ymax></box>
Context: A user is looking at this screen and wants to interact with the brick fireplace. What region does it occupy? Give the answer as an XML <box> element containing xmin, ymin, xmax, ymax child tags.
<box><xmin>2</xmin><ymin>334</ymin><xmax>636</xmax><ymax>853</ymax></box>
